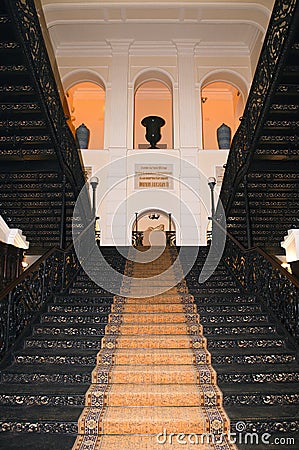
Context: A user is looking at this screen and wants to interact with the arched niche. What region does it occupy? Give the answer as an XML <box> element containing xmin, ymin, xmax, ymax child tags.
<box><xmin>63</xmin><ymin>72</ymin><xmax>106</xmax><ymax>149</ymax></box>
<box><xmin>200</xmin><ymin>72</ymin><xmax>248</xmax><ymax>150</ymax></box>
<box><xmin>134</xmin><ymin>70</ymin><xmax>173</xmax><ymax>149</ymax></box>
<box><xmin>134</xmin><ymin>209</ymin><xmax>176</xmax><ymax>233</ymax></box>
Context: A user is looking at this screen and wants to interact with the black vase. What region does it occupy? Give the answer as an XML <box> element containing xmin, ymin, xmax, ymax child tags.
<box><xmin>217</xmin><ymin>123</ymin><xmax>231</xmax><ymax>149</ymax></box>
<box><xmin>141</xmin><ymin>116</ymin><xmax>165</xmax><ymax>149</ymax></box>
<box><xmin>76</xmin><ymin>123</ymin><xmax>90</xmax><ymax>149</ymax></box>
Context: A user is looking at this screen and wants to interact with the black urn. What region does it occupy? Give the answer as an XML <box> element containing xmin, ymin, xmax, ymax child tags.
<box><xmin>141</xmin><ymin>116</ymin><xmax>165</xmax><ymax>149</ymax></box>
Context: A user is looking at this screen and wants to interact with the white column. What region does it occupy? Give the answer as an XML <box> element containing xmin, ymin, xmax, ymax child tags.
<box><xmin>174</xmin><ymin>41</ymin><xmax>198</xmax><ymax>149</ymax></box>
<box><xmin>106</xmin><ymin>39</ymin><xmax>132</xmax><ymax>149</ymax></box>
<box><xmin>281</xmin><ymin>229</ymin><xmax>299</xmax><ymax>262</ymax></box>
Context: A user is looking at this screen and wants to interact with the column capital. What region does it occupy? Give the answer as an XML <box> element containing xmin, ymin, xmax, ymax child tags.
<box><xmin>106</xmin><ymin>39</ymin><xmax>134</xmax><ymax>54</ymax></box>
<box><xmin>172</xmin><ymin>40</ymin><xmax>197</xmax><ymax>54</ymax></box>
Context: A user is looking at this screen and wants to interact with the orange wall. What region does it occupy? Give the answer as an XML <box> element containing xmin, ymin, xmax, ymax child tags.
<box><xmin>67</xmin><ymin>82</ymin><xmax>105</xmax><ymax>149</ymax></box>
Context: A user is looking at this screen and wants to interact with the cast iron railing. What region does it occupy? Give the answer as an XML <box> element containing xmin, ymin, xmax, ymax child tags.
<box><xmin>5</xmin><ymin>0</ymin><xmax>86</xmax><ymax>197</ymax></box>
<box><xmin>0</xmin><ymin>219</ymin><xmax>98</xmax><ymax>363</ymax></box>
<box><xmin>212</xmin><ymin>221</ymin><xmax>299</xmax><ymax>343</ymax></box>
<box><xmin>219</xmin><ymin>0</ymin><xmax>298</xmax><ymax>214</ymax></box>
<box><xmin>0</xmin><ymin>244</ymin><xmax>79</xmax><ymax>363</ymax></box>
<box><xmin>132</xmin><ymin>231</ymin><xmax>176</xmax><ymax>246</ymax></box>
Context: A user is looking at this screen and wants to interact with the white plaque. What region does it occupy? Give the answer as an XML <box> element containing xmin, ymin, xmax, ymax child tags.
<box><xmin>135</xmin><ymin>164</ymin><xmax>174</xmax><ymax>189</ymax></box>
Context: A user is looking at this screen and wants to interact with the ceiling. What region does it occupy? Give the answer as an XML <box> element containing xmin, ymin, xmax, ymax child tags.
<box><xmin>40</xmin><ymin>1</ymin><xmax>275</xmax><ymax>57</ymax></box>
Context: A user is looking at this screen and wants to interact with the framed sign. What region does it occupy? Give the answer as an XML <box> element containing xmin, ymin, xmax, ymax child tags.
<box><xmin>135</xmin><ymin>164</ymin><xmax>174</xmax><ymax>189</ymax></box>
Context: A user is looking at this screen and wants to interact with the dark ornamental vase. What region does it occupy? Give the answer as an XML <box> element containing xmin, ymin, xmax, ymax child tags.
<box><xmin>76</xmin><ymin>123</ymin><xmax>90</xmax><ymax>149</ymax></box>
<box><xmin>141</xmin><ymin>116</ymin><xmax>165</xmax><ymax>149</ymax></box>
<box><xmin>217</xmin><ymin>123</ymin><xmax>231</xmax><ymax>149</ymax></box>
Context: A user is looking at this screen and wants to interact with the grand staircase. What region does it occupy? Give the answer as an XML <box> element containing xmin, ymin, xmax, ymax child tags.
<box><xmin>220</xmin><ymin>0</ymin><xmax>299</xmax><ymax>254</ymax></box>
<box><xmin>0</xmin><ymin>0</ymin><xmax>86</xmax><ymax>253</ymax></box>
<box><xmin>0</xmin><ymin>246</ymin><xmax>298</xmax><ymax>449</ymax></box>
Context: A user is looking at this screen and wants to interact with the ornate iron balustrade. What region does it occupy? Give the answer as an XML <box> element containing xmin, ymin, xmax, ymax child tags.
<box><xmin>219</xmin><ymin>0</ymin><xmax>298</xmax><ymax>213</ymax></box>
<box><xmin>5</xmin><ymin>0</ymin><xmax>86</xmax><ymax>197</ymax></box>
<box><xmin>0</xmin><ymin>243</ymin><xmax>80</xmax><ymax>363</ymax></box>
<box><xmin>132</xmin><ymin>231</ymin><xmax>176</xmax><ymax>246</ymax></box>
<box><xmin>218</xmin><ymin>227</ymin><xmax>299</xmax><ymax>343</ymax></box>
<box><xmin>132</xmin><ymin>231</ymin><xmax>144</xmax><ymax>247</ymax></box>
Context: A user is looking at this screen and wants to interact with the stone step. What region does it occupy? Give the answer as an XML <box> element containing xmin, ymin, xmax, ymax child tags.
<box><xmin>0</xmin><ymin>406</ymin><xmax>79</xmax><ymax>434</ymax></box>
<box><xmin>120</xmin><ymin>312</ymin><xmax>193</xmax><ymax>324</ymax></box>
<box><xmin>32</xmin><ymin>324</ymin><xmax>106</xmax><ymax>337</ymax></box>
<box><xmin>98</xmin><ymin>348</ymin><xmax>210</xmax><ymax>365</ymax></box>
<box><xmin>105</xmin><ymin>322</ymin><xmax>202</xmax><ymax>335</ymax></box>
<box><xmin>228</xmin><ymin>405</ymin><xmax>299</xmax><ymax>434</ymax></box>
<box><xmin>13</xmin><ymin>349</ymin><xmax>98</xmax><ymax>366</ymax></box>
<box><xmin>222</xmin><ymin>382</ymin><xmax>299</xmax><ymax>406</ymax></box>
<box><xmin>210</xmin><ymin>348</ymin><xmax>296</xmax><ymax>366</ymax></box>
<box><xmin>92</xmin><ymin>363</ymin><xmax>215</xmax><ymax>384</ymax></box>
<box><xmin>200</xmin><ymin>313</ymin><xmax>269</xmax><ymax>325</ymax></box>
<box><xmin>193</xmin><ymin>280</ymin><xmax>237</xmax><ymax>288</ymax></box>
<box><xmin>48</xmin><ymin>304</ymin><xmax>112</xmax><ymax>314</ymax></box>
<box><xmin>25</xmin><ymin>336</ymin><xmax>104</xmax><ymax>350</ymax></box>
<box><xmin>1</xmin><ymin>364</ymin><xmax>94</xmax><ymax>384</ymax></box>
<box><xmin>0</xmin><ymin>383</ymin><xmax>88</xmax><ymax>407</ymax></box>
<box><xmin>0</xmin><ymin>433</ymin><xmax>76</xmax><ymax>449</ymax></box>
<box><xmin>69</xmin><ymin>287</ymin><xmax>118</xmax><ymax>295</ymax></box>
<box><xmin>207</xmin><ymin>335</ymin><xmax>287</xmax><ymax>350</ymax></box>
<box><xmin>102</xmin><ymin>334</ymin><xmax>206</xmax><ymax>350</ymax></box>
<box><xmin>189</xmin><ymin>287</ymin><xmax>241</xmax><ymax>294</ymax></box>
<box><xmin>217</xmin><ymin>364</ymin><xmax>299</xmax><ymax>384</ymax></box>
<box><xmin>195</xmin><ymin>303</ymin><xmax>262</xmax><ymax>314</ymax></box>
<box><xmin>193</xmin><ymin>294</ymin><xmax>256</xmax><ymax>303</ymax></box>
<box><xmin>118</xmin><ymin>303</ymin><xmax>191</xmax><ymax>313</ymax></box>
<box><xmin>41</xmin><ymin>312</ymin><xmax>109</xmax><ymax>325</ymax></box>
<box><xmin>86</xmin><ymin>383</ymin><xmax>222</xmax><ymax>407</ymax></box>
<box><xmin>54</xmin><ymin>294</ymin><xmax>114</xmax><ymax>304</ymax></box>
<box><xmin>78</xmin><ymin>405</ymin><xmax>224</xmax><ymax>435</ymax></box>
<box><xmin>203</xmin><ymin>324</ymin><xmax>278</xmax><ymax>337</ymax></box>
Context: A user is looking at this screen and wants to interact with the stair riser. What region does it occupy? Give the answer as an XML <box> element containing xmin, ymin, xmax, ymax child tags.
<box><xmin>190</xmin><ymin>288</ymin><xmax>241</xmax><ymax>294</ymax></box>
<box><xmin>48</xmin><ymin>305</ymin><xmax>111</xmax><ymax>314</ymax></box>
<box><xmin>0</xmin><ymin>394</ymin><xmax>84</xmax><ymax>407</ymax></box>
<box><xmin>0</xmin><ymin>421</ymin><xmax>77</xmax><ymax>434</ymax></box>
<box><xmin>119</xmin><ymin>304</ymin><xmax>188</xmax><ymax>313</ymax></box>
<box><xmin>105</xmin><ymin>324</ymin><xmax>201</xmax><ymax>335</ymax></box>
<box><xmin>230</xmin><ymin>419</ymin><xmax>299</xmax><ymax>434</ymax></box>
<box><xmin>90</xmin><ymin>393</ymin><xmax>218</xmax><ymax>407</ymax></box>
<box><xmin>218</xmin><ymin>373</ymin><xmax>299</xmax><ymax>384</ymax></box>
<box><xmin>1</xmin><ymin>373</ymin><xmax>92</xmax><ymax>384</ymax></box>
<box><xmin>54</xmin><ymin>296</ymin><xmax>113</xmax><ymax>305</ymax></box>
<box><xmin>208</xmin><ymin>339</ymin><xmax>286</xmax><ymax>349</ymax></box>
<box><xmin>194</xmin><ymin>296</ymin><xmax>256</xmax><ymax>304</ymax></box>
<box><xmin>120</xmin><ymin>314</ymin><xmax>190</xmax><ymax>324</ymax></box>
<box><xmin>212</xmin><ymin>354</ymin><xmax>296</xmax><ymax>365</ymax></box>
<box><xmin>196</xmin><ymin>306</ymin><xmax>262</xmax><ymax>314</ymax></box>
<box><xmin>92</xmin><ymin>372</ymin><xmax>200</xmax><ymax>384</ymax></box>
<box><xmin>25</xmin><ymin>339</ymin><xmax>103</xmax><ymax>350</ymax></box>
<box><xmin>14</xmin><ymin>355</ymin><xmax>96</xmax><ymax>365</ymax></box>
<box><xmin>203</xmin><ymin>325</ymin><xmax>277</xmax><ymax>336</ymax></box>
<box><xmin>41</xmin><ymin>315</ymin><xmax>109</xmax><ymax>325</ymax></box>
<box><xmin>224</xmin><ymin>393</ymin><xmax>299</xmax><ymax>407</ymax></box>
<box><xmin>200</xmin><ymin>315</ymin><xmax>269</xmax><ymax>325</ymax></box>
<box><xmin>32</xmin><ymin>326</ymin><xmax>106</xmax><ymax>337</ymax></box>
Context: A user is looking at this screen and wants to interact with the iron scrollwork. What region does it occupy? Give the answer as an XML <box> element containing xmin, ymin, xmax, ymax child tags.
<box><xmin>0</xmin><ymin>245</ymin><xmax>80</xmax><ymax>362</ymax></box>
<box><xmin>6</xmin><ymin>0</ymin><xmax>86</xmax><ymax>196</ymax></box>
<box><xmin>223</xmin><ymin>234</ymin><xmax>299</xmax><ymax>343</ymax></box>
<box><xmin>219</xmin><ymin>0</ymin><xmax>298</xmax><ymax>212</ymax></box>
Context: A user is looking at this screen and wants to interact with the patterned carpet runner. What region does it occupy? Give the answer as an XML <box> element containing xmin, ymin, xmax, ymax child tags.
<box><xmin>73</xmin><ymin>248</ymin><xmax>237</xmax><ymax>449</ymax></box>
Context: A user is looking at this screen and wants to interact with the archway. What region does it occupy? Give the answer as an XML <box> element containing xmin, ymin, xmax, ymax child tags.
<box><xmin>201</xmin><ymin>81</ymin><xmax>245</xmax><ymax>150</ymax></box>
<box><xmin>134</xmin><ymin>72</ymin><xmax>173</xmax><ymax>149</ymax></box>
<box><xmin>200</xmin><ymin>70</ymin><xmax>248</xmax><ymax>150</ymax></box>
<box><xmin>66</xmin><ymin>81</ymin><xmax>105</xmax><ymax>149</ymax></box>
<box><xmin>132</xmin><ymin>209</ymin><xmax>176</xmax><ymax>246</ymax></box>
